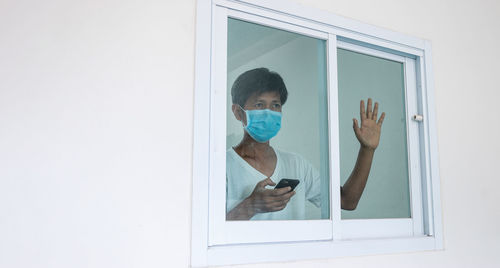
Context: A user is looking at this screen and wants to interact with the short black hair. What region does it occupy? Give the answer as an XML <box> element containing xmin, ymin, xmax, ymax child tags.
<box><xmin>231</xmin><ymin>68</ymin><xmax>288</xmax><ymax>107</ymax></box>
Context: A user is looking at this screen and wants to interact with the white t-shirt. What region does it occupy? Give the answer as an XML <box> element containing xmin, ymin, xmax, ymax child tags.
<box><xmin>226</xmin><ymin>148</ymin><xmax>321</xmax><ymax>220</ymax></box>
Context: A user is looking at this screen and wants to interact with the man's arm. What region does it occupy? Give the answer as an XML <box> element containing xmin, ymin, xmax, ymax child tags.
<box><xmin>341</xmin><ymin>146</ymin><xmax>374</xmax><ymax>210</ymax></box>
<box><xmin>341</xmin><ymin>98</ymin><xmax>385</xmax><ymax>210</ymax></box>
<box><xmin>226</xmin><ymin>197</ymin><xmax>257</xmax><ymax>220</ymax></box>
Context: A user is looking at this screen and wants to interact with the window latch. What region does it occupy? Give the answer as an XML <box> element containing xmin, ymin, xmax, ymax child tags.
<box><xmin>413</xmin><ymin>115</ymin><xmax>424</xmax><ymax>122</ymax></box>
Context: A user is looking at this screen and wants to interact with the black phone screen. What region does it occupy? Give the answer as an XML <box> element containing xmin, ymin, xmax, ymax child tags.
<box><xmin>274</xmin><ymin>179</ymin><xmax>300</xmax><ymax>191</ymax></box>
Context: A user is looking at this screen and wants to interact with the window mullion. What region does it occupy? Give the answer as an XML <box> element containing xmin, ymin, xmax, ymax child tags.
<box><xmin>327</xmin><ymin>33</ymin><xmax>342</xmax><ymax>240</ymax></box>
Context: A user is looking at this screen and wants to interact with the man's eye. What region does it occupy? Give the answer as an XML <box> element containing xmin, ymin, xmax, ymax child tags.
<box><xmin>273</xmin><ymin>104</ymin><xmax>281</xmax><ymax>108</ymax></box>
<box><xmin>255</xmin><ymin>103</ymin><xmax>263</xmax><ymax>108</ymax></box>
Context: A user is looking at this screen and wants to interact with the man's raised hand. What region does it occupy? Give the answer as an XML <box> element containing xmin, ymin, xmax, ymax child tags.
<box><xmin>353</xmin><ymin>98</ymin><xmax>385</xmax><ymax>150</ymax></box>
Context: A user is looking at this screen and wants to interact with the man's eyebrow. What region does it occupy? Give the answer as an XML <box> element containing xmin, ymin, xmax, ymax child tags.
<box><xmin>254</xmin><ymin>98</ymin><xmax>280</xmax><ymax>101</ymax></box>
<box><xmin>254</xmin><ymin>97</ymin><xmax>280</xmax><ymax>103</ymax></box>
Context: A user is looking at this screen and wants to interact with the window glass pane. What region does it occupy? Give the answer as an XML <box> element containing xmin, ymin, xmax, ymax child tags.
<box><xmin>337</xmin><ymin>48</ymin><xmax>411</xmax><ymax>219</ymax></box>
<box><xmin>225</xmin><ymin>18</ymin><xmax>329</xmax><ymax>220</ymax></box>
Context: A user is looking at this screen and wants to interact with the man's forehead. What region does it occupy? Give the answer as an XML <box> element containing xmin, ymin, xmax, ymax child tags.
<box><xmin>248</xmin><ymin>91</ymin><xmax>280</xmax><ymax>101</ymax></box>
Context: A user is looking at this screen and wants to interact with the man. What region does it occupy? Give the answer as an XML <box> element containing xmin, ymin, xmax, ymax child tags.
<box><xmin>226</xmin><ymin>68</ymin><xmax>385</xmax><ymax>220</ymax></box>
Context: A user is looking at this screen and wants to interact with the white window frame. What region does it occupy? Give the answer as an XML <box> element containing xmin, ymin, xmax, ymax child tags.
<box><xmin>191</xmin><ymin>0</ymin><xmax>443</xmax><ymax>266</ymax></box>
<box><xmin>337</xmin><ymin>41</ymin><xmax>424</xmax><ymax>240</ymax></box>
<box><xmin>209</xmin><ymin>6</ymin><xmax>336</xmax><ymax>247</ymax></box>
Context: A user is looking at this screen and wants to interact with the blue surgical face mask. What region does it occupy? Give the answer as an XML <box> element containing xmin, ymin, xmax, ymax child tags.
<box><xmin>239</xmin><ymin>106</ymin><xmax>282</xmax><ymax>143</ymax></box>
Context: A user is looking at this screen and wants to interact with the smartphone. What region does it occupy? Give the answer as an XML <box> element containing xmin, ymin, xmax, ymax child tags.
<box><xmin>274</xmin><ymin>179</ymin><xmax>300</xmax><ymax>191</ymax></box>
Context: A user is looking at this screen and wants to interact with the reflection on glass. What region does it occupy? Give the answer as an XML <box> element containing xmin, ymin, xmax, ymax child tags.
<box><xmin>225</xmin><ymin>18</ymin><xmax>330</xmax><ymax>220</ymax></box>
<box><xmin>337</xmin><ymin>48</ymin><xmax>411</xmax><ymax>219</ymax></box>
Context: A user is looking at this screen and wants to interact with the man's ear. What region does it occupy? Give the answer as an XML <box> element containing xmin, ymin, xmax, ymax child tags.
<box><xmin>232</xmin><ymin>104</ymin><xmax>244</xmax><ymax>122</ymax></box>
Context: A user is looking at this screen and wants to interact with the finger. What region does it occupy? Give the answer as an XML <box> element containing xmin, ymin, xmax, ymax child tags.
<box><xmin>273</xmin><ymin>190</ymin><xmax>296</xmax><ymax>201</ymax></box>
<box><xmin>367</xmin><ymin>98</ymin><xmax>372</xmax><ymax>119</ymax></box>
<box><xmin>360</xmin><ymin>100</ymin><xmax>366</xmax><ymax>120</ymax></box>
<box><xmin>272</xmin><ymin>186</ymin><xmax>292</xmax><ymax>196</ymax></box>
<box><xmin>262</xmin><ymin>199</ymin><xmax>285</xmax><ymax>211</ymax></box>
<box><xmin>267</xmin><ymin>195</ymin><xmax>294</xmax><ymax>210</ymax></box>
<box><xmin>373</xmin><ymin>102</ymin><xmax>379</xmax><ymax>120</ymax></box>
<box><xmin>377</xmin><ymin>112</ymin><xmax>386</xmax><ymax>126</ymax></box>
<box><xmin>284</xmin><ymin>190</ymin><xmax>295</xmax><ymax>200</ymax></box>
<box><xmin>268</xmin><ymin>204</ymin><xmax>287</xmax><ymax>212</ymax></box>
<box><xmin>353</xmin><ymin>118</ymin><xmax>360</xmax><ymax>135</ymax></box>
<box><xmin>255</xmin><ymin>178</ymin><xmax>269</xmax><ymax>188</ymax></box>
<box><xmin>256</xmin><ymin>178</ymin><xmax>274</xmax><ymax>188</ymax></box>
<box><xmin>275</xmin><ymin>205</ymin><xmax>287</xmax><ymax>211</ymax></box>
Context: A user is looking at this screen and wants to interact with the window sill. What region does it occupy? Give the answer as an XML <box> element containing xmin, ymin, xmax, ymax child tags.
<box><xmin>197</xmin><ymin>235</ymin><xmax>440</xmax><ymax>267</ymax></box>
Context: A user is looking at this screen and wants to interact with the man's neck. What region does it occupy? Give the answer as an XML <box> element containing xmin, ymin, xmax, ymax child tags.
<box><xmin>234</xmin><ymin>135</ymin><xmax>273</xmax><ymax>160</ymax></box>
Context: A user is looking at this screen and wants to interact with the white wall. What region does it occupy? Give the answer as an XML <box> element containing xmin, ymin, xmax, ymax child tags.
<box><xmin>1</xmin><ymin>0</ymin><xmax>499</xmax><ymax>267</ymax></box>
<box><xmin>0</xmin><ymin>0</ymin><xmax>194</xmax><ymax>267</ymax></box>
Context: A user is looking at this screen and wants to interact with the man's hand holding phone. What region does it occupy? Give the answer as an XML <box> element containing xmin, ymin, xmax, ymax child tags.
<box><xmin>247</xmin><ymin>178</ymin><xmax>297</xmax><ymax>214</ymax></box>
